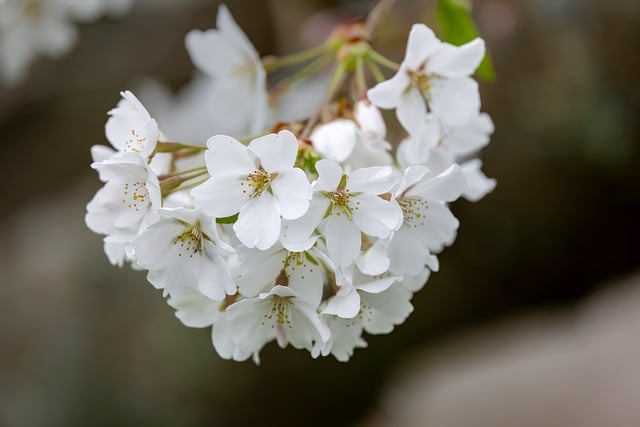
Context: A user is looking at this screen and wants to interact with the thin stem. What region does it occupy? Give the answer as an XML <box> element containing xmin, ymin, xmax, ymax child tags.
<box><xmin>368</xmin><ymin>49</ymin><xmax>400</xmax><ymax>71</ymax></box>
<box><xmin>367</xmin><ymin>58</ymin><xmax>386</xmax><ymax>83</ymax></box>
<box><xmin>365</xmin><ymin>0</ymin><xmax>396</xmax><ymax>37</ymax></box>
<box><xmin>155</xmin><ymin>141</ymin><xmax>206</xmax><ymax>153</ymax></box>
<box><xmin>167</xmin><ymin>177</ymin><xmax>209</xmax><ymax>195</ymax></box>
<box><xmin>355</xmin><ymin>56</ymin><xmax>367</xmax><ymax>100</ymax></box>
<box><xmin>164</xmin><ymin>166</ymin><xmax>208</xmax><ymax>178</ymax></box>
<box><xmin>269</xmin><ymin>53</ymin><xmax>333</xmax><ymax>102</ymax></box>
<box><xmin>262</xmin><ymin>43</ymin><xmax>329</xmax><ymax>72</ymax></box>
<box><xmin>300</xmin><ymin>61</ymin><xmax>347</xmax><ymax>139</ymax></box>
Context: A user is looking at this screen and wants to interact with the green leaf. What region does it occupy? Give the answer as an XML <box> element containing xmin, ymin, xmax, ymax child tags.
<box><xmin>436</xmin><ymin>0</ymin><xmax>496</xmax><ymax>82</ymax></box>
<box><xmin>216</xmin><ymin>214</ymin><xmax>238</xmax><ymax>224</ymax></box>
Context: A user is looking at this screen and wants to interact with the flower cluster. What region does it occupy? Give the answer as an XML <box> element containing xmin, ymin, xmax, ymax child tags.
<box><xmin>0</xmin><ymin>0</ymin><xmax>133</xmax><ymax>85</ymax></box>
<box><xmin>86</xmin><ymin>4</ymin><xmax>495</xmax><ymax>363</ymax></box>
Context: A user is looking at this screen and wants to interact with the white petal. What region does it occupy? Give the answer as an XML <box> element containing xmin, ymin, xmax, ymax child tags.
<box><xmin>409</xmin><ymin>164</ymin><xmax>465</xmax><ymax>202</ymax></box>
<box><xmin>191</xmin><ymin>175</ymin><xmax>249</xmax><ymax>218</ymax></box>
<box><xmin>248</xmin><ymin>130</ymin><xmax>298</xmax><ymax>172</ymax></box>
<box><xmin>347</xmin><ymin>166</ymin><xmax>396</xmax><ymax>194</ymax></box>
<box><xmin>205</xmin><ymin>134</ymin><xmax>257</xmax><ymax>179</ymax></box>
<box><xmin>388</xmin><ymin>227</ymin><xmax>431</xmax><ymax>276</ymax></box>
<box><xmin>429</xmin><ymin>77</ymin><xmax>480</xmax><ymax>127</ymax></box>
<box><xmin>310</xmin><ymin>119</ymin><xmax>358</xmax><ymax>162</ymax></box>
<box><xmin>360</xmin><ymin>284</ymin><xmax>413</xmax><ymax>334</ymax></box>
<box><xmin>396</xmin><ymin>88</ymin><xmax>427</xmax><ymax>136</ymax></box>
<box><xmin>271</xmin><ymin>168</ymin><xmax>312</xmax><ymax>220</ymax></box>
<box><xmin>185</xmin><ymin>29</ymin><xmax>245</xmax><ymax>78</ymax></box>
<box><xmin>352</xmin><ymin>195</ymin><xmax>402</xmax><ymax>238</ymax></box>
<box><xmin>428</xmin><ymin>39</ymin><xmax>485</xmax><ymax>78</ymax></box>
<box><xmin>367</xmin><ymin>70</ymin><xmax>410</xmax><ymax>109</ymax></box>
<box><xmin>324</xmin><ymin>214</ymin><xmax>361</xmax><ymax>267</ymax></box>
<box><xmin>323</xmin><ymin>288</ymin><xmax>361</xmax><ymax>319</ymax></box>
<box><xmin>287</xmin><ymin>252</ymin><xmax>324</xmax><ymax>308</ymax></box>
<box><xmin>313</xmin><ymin>159</ymin><xmax>343</xmax><ymax>192</ymax></box>
<box><xmin>356</xmin><ymin>238</ymin><xmax>390</xmax><ymax>276</ymax></box>
<box><xmin>167</xmin><ymin>288</ymin><xmax>222</xmax><ymax>328</ymax></box>
<box><xmin>235</xmin><ymin>246</ymin><xmax>286</xmax><ymax>297</ymax></box>
<box><xmin>234</xmin><ymin>193</ymin><xmax>281</xmax><ymax>250</ymax></box>
<box><xmin>404</xmin><ymin>24</ymin><xmax>441</xmax><ymax>70</ymax></box>
<box><xmin>461</xmin><ymin>159</ymin><xmax>496</xmax><ymax>201</ymax></box>
<box><xmin>280</xmin><ymin>196</ymin><xmax>328</xmax><ymax>249</ymax></box>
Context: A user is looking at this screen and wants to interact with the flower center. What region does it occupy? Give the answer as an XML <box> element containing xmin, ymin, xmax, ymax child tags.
<box><xmin>174</xmin><ymin>221</ymin><xmax>205</xmax><ymax>258</ymax></box>
<box><xmin>327</xmin><ymin>189</ymin><xmax>355</xmax><ymax>219</ymax></box>
<box><xmin>124</xmin><ymin>129</ymin><xmax>147</xmax><ymax>153</ymax></box>
<box><xmin>121</xmin><ymin>181</ymin><xmax>148</xmax><ymax>212</ymax></box>
<box><xmin>242</xmin><ymin>169</ymin><xmax>272</xmax><ymax>197</ymax></box>
<box><xmin>263</xmin><ymin>296</ymin><xmax>294</xmax><ymax>327</ymax></box>
<box><xmin>408</xmin><ymin>69</ymin><xmax>431</xmax><ymax>93</ymax></box>
<box><xmin>398</xmin><ymin>196</ymin><xmax>428</xmax><ymax>228</ymax></box>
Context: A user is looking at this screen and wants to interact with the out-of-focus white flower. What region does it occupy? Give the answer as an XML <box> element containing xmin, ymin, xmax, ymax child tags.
<box><xmin>0</xmin><ymin>0</ymin><xmax>77</xmax><ymax>85</ymax></box>
<box><xmin>64</xmin><ymin>0</ymin><xmax>133</xmax><ymax>21</ymax></box>
<box><xmin>185</xmin><ymin>4</ymin><xmax>268</xmax><ymax>134</ymax></box>
<box><xmin>368</xmin><ymin>24</ymin><xmax>485</xmax><ymax>133</ymax></box>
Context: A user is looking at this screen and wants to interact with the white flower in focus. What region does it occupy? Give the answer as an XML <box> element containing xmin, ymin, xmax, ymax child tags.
<box><xmin>234</xmin><ymin>242</ymin><xmax>324</xmax><ymax>309</ymax></box>
<box><xmin>191</xmin><ymin>130</ymin><xmax>312</xmax><ymax>250</ymax></box>
<box><xmin>388</xmin><ymin>165</ymin><xmax>465</xmax><ymax>276</ymax></box>
<box><xmin>283</xmin><ymin>159</ymin><xmax>402</xmax><ymax>268</ymax></box>
<box><xmin>324</xmin><ymin>270</ymin><xmax>400</xmax><ymax>319</ymax></box>
<box><xmin>105</xmin><ymin>90</ymin><xmax>160</xmax><ymax>158</ymax></box>
<box><xmin>85</xmin><ymin>152</ymin><xmax>161</xmax><ymax>264</ymax></box>
<box><xmin>368</xmin><ymin>24</ymin><xmax>485</xmax><ymax>133</ymax></box>
<box><xmin>185</xmin><ymin>4</ymin><xmax>268</xmax><ymax>134</ymax></box>
<box><xmin>212</xmin><ymin>285</ymin><xmax>330</xmax><ymax>363</ymax></box>
<box><xmin>133</xmin><ymin>208</ymin><xmax>236</xmax><ymax>301</ymax></box>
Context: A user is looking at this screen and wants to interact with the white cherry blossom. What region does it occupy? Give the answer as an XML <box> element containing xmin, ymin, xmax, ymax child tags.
<box><xmin>368</xmin><ymin>24</ymin><xmax>485</xmax><ymax>133</ymax></box>
<box><xmin>185</xmin><ymin>4</ymin><xmax>268</xmax><ymax>134</ymax></box>
<box><xmin>133</xmin><ymin>208</ymin><xmax>236</xmax><ymax>301</ymax></box>
<box><xmin>105</xmin><ymin>90</ymin><xmax>160</xmax><ymax>159</ymax></box>
<box><xmin>212</xmin><ymin>285</ymin><xmax>330</xmax><ymax>363</ymax></box>
<box><xmin>192</xmin><ymin>130</ymin><xmax>312</xmax><ymax>250</ymax></box>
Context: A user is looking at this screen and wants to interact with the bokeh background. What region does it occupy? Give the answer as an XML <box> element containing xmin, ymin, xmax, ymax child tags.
<box><xmin>1</xmin><ymin>0</ymin><xmax>639</xmax><ymax>426</ymax></box>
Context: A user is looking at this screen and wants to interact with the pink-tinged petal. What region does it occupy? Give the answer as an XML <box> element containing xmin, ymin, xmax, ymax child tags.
<box><xmin>396</xmin><ymin>88</ymin><xmax>427</xmax><ymax>136</ymax></box>
<box><xmin>248</xmin><ymin>130</ymin><xmax>298</xmax><ymax>172</ymax></box>
<box><xmin>324</xmin><ymin>214</ymin><xmax>361</xmax><ymax>267</ymax></box>
<box><xmin>429</xmin><ymin>77</ymin><xmax>480</xmax><ymax>127</ymax></box>
<box><xmin>205</xmin><ymin>135</ymin><xmax>256</xmax><ymax>179</ymax></box>
<box><xmin>367</xmin><ymin>70</ymin><xmax>410</xmax><ymax>109</ymax></box>
<box><xmin>185</xmin><ymin>29</ymin><xmax>245</xmax><ymax>77</ymax></box>
<box><xmin>428</xmin><ymin>38</ymin><xmax>485</xmax><ymax>78</ymax></box>
<box><xmin>271</xmin><ymin>168</ymin><xmax>312</xmax><ymax>220</ymax></box>
<box><xmin>191</xmin><ymin>175</ymin><xmax>249</xmax><ymax>218</ymax></box>
<box><xmin>409</xmin><ymin>164</ymin><xmax>465</xmax><ymax>202</ymax></box>
<box><xmin>323</xmin><ymin>288</ymin><xmax>361</xmax><ymax>319</ymax></box>
<box><xmin>310</xmin><ymin>119</ymin><xmax>358</xmax><ymax>162</ymax></box>
<box><xmin>234</xmin><ymin>193</ymin><xmax>281</xmax><ymax>250</ymax></box>
<box><xmin>404</xmin><ymin>24</ymin><xmax>441</xmax><ymax>70</ymax></box>
<box><xmin>314</xmin><ymin>159</ymin><xmax>343</xmax><ymax>192</ymax></box>
<box><xmin>347</xmin><ymin>166</ymin><xmax>396</xmax><ymax>194</ymax></box>
<box><xmin>352</xmin><ymin>195</ymin><xmax>402</xmax><ymax>238</ymax></box>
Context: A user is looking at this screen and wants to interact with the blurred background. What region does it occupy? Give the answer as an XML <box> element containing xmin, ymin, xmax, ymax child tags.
<box><xmin>1</xmin><ymin>0</ymin><xmax>639</xmax><ymax>426</ymax></box>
